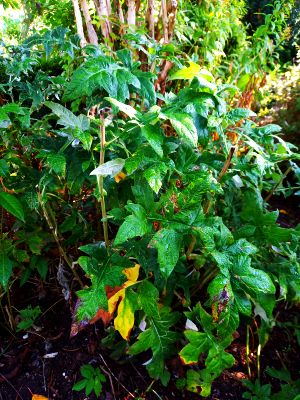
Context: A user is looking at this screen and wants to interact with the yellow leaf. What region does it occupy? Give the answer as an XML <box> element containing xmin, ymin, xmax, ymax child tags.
<box><xmin>107</xmin><ymin>264</ymin><xmax>140</xmax><ymax>340</ymax></box>
<box><xmin>114</xmin><ymin>171</ymin><xmax>126</xmax><ymax>183</ymax></box>
<box><xmin>114</xmin><ymin>295</ymin><xmax>135</xmax><ymax>340</ymax></box>
<box><xmin>108</xmin><ymin>288</ymin><xmax>125</xmax><ymax>314</ymax></box>
<box><xmin>169</xmin><ymin>61</ymin><xmax>201</xmax><ymax>80</ymax></box>
<box><xmin>32</xmin><ymin>395</ymin><xmax>48</xmax><ymax>400</ymax></box>
<box><xmin>108</xmin><ymin>264</ymin><xmax>140</xmax><ymax>313</ymax></box>
<box><xmin>123</xmin><ymin>263</ymin><xmax>140</xmax><ymax>282</ymax></box>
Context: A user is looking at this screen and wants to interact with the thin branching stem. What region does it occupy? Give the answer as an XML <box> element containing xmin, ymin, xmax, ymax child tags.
<box><xmin>37</xmin><ymin>191</ymin><xmax>84</xmax><ymax>287</ymax></box>
<box><xmin>264</xmin><ymin>166</ymin><xmax>292</xmax><ymax>202</ymax></box>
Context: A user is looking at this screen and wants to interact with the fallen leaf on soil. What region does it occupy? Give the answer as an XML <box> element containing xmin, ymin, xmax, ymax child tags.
<box><xmin>32</xmin><ymin>395</ymin><xmax>48</xmax><ymax>400</ymax></box>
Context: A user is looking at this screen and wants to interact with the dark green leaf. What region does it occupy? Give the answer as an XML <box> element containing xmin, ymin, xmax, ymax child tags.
<box><xmin>0</xmin><ymin>192</ymin><xmax>25</xmax><ymax>222</ymax></box>
<box><xmin>47</xmin><ymin>154</ymin><xmax>66</xmax><ymax>176</ymax></box>
<box><xmin>141</xmin><ymin>125</ymin><xmax>164</xmax><ymax>157</ymax></box>
<box><xmin>114</xmin><ymin>204</ymin><xmax>151</xmax><ymax>245</ymax></box>
<box><xmin>0</xmin><ymin>252</ymin><xmax>13</xmax><ymax>290</ymax></box>
<box><xmin>163</xmin><ymin>111</ymin><xmax>198</xmax><ymax>147</ymax></box>
<box><xmin>45</xmin><ymin>101</ymin><xmax>90</xmax><ymax>131</ymax></box>
<box><xmin>151</xmin><ymin>229</ymin><xmax>182</xmax><ymax>278</ymax></box>
<box><xmin>227</xmin><ymin>108</ymin><xmax>256</xmax><ymax>122</ymax></box>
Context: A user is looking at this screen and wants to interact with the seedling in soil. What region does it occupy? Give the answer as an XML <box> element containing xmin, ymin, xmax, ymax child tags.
<box><xmin>72</xmin><ymin>364</ymin><xmax>106</xmax><ymax>397</ymax></box>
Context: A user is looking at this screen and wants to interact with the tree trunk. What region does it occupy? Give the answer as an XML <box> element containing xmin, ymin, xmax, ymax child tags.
<box><xmin>167</xmin><ymin>0</ymin><xmax>177</xmax><ymax>41</ymax></box>
<box><xmin>72</xmin><ymin>0</ymin><xmax>87</xmax><ymax>47</ymax></box>
<box><xmin>81</xmin><ymin>0</ymin><xmax>99</xmax><ymax>45</ymax></box>
<box><xmin>136</xmin><ymin>0</ymin><xmax>141</xmax><ymax>17</ymax></box>
<box><xmin>127</xmin><ymin>0</ymin><xmax>136</xmax><ymax>28</ymax></box>
<box><xmin>105</xmin><ymin>0</ymin><xmax>112</xmax><ymax>16</ymax></box>
<box><xmin>93</xmin><ymin>0</ymin><xmax>112</xmax><ymax>40</ymax></box>
<box><xmin>161</xmin><ymin>0</ymin><xmax>169</xmax><ymax>43</ymax></box>
<box><xmin>146</xmin><ymin>0</ymin><xmax>155</xmax><ymax>38</ymax></box>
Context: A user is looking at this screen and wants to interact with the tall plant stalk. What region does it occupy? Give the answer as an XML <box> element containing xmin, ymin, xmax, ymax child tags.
<box><xmin>97</xmin><ymin>113</ymin><xmax>110</xmax><ymax>247</ymax></box>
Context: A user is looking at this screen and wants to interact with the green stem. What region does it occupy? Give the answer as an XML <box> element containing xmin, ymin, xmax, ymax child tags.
<box><xmin>98</xmin><ymin>113</ymin><xmax>109</xmax><ymax>248</ymax></box>
<box><xmin>6</xmin><ymin>289</ymin><xmax>15</xmax><ymax>330</ymax></box>
<box><xmin>246</xmin><ymin>324</ymin><xmax>251</xmax><ymax>378</ymax></box>
<box><xmin>0</xmin><ymin>206</ymin><xmax>3</xmax><ymax>238</ymax></box>
<box><xmin>264</xmin><ymin>166</ymin><xmax>292</xmax><ymax>203</ymax></box>
<box><xmin>37</xmin><ymin>191</ymin><xmax>84</xmax><ymax>287</ymax></box>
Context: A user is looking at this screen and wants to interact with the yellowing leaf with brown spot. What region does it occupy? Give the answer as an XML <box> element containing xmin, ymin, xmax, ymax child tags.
<box><xmin>32</xmin><ymin>395</ymin><xmax>48</xmax><ymax>400</ymax></box>
<box><xmin>108</xmin><ymin>264</ymin><xmax>140</xmax><ymax>340</ymax></box>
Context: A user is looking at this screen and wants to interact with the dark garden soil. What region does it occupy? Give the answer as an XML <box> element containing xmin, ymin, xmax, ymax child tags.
<box><xmin>0</xmin><ymin>195</ymin><xmax>299</xmax><ymax>400</ymax></box>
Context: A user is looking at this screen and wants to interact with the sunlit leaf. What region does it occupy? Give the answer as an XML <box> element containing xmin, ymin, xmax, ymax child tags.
<box><xmin>105</xmin><ymin>97</ymin><xmax>138</xmax><ymax>119</ymax></box>
<box><xmin>90</xmin><ymin>159</ymin><xmax>125</xmax><ymax>177</ymax></box>
<box><xmin>169</xmin><ymin>62</ymin><xmax>201</xmax><ymax>80</ymax></box>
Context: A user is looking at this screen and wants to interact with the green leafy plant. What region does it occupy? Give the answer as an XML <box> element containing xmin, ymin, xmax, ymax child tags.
<box><xmin>243</xmin><ymin>379</ymin><xmax>272</xmax><ymax>400</ymax></box>
<box><xmin>16</xmin><ymin>305</ymin><xmax>41</xmax><ymax>331</ymax></box>
<box><xmin>243</xmin><ymin>368</ymin><xmax>300</xmax><ymax>400</ymax></box>
<box><xmin>0</xmin><ymin>22</ymin><xmax>299</xmax><ymax>398</ymax></box>
<box><xmin>72</xmin><ymin>364</ymin><xmax>106</xmax><ymax>397</ymax></box>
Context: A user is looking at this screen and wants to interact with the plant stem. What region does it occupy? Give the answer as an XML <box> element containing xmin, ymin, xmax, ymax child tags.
<box><xmin>6</xmin><ymin>290</ymin><xmax>15</xmax><ymax>330</ymax></box>
<box><xmin>264</xmin><ymin>166</ymin><xmax>292</xmax><ymax>202</ymax></box>
<box><xmin>37</xmin><ymin>191</ymin><xmax>84</xmax><ymax>287</ymax></box>
<box><xmin>257</xmin><ymin>343</ymin><xmax>261</xmax><ymax>379</ymax></box>
<box><xmin>217</xmin><ymin>146</ymin><xmax>236</xmax><ymax>183</ymax></box>
<box><xmin>0</xmin><ymin>206</ymin><xmax>3</xmax><ymax>238</ymax></box>
<box><xmin>186</xmin><ymin>235</ymin><xmax>196</xmax><ymax>260</ymax></box>
<box><xmin>246</xmin><ymin>324</ymin><xmax>251</xmax><ymax>378</ymax></box>
<box><xmin>98</xmin><ymin>113</ymin><xmax>110</xmax><ymax>248</ymax></box>
<box><xmin>203</xmin><ymin>146</ymin><xmax>236</xmax><ymax>215</ymax></box>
